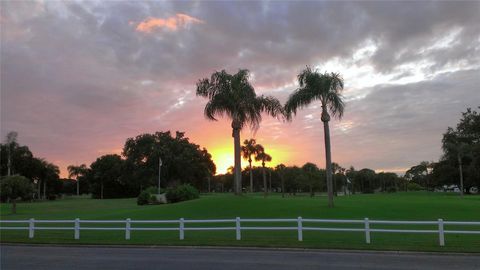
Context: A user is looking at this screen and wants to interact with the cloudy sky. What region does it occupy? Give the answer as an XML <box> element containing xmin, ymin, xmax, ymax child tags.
<box><xmin>1</xmin><ymin>1</ymin><xmax>479</xmax><ymax>176</ymax></box>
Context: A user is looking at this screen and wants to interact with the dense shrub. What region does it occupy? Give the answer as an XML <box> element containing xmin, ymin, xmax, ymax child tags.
<box><xmin>407</xmin><ymin>182</ymin><xmax>424</xmax><ymax>191</ymax></box>
<box><xmin>137</xmin><ymin>186</ymin><xmax>163</xmax><ymax>205</ymax></box>
<box><xmin>137</xmin><ymin>190</ymin><xmax>151</xmax><ymax>205</ymax></box>
<box><xmin>386</xmin><ymin>186</ymin><xmax>397</xmax><ymax>193</ymax></box>
<box><xmin>166</xmin><ymin>184</ymin><xmax>199</xmax><ymax>203</ymax></box>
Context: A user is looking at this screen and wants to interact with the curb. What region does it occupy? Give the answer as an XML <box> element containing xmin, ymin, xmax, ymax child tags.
<box><xmin>2</xmin><ymin>243</ymin><xmax>479</xmax><ymax>256</ymax></box>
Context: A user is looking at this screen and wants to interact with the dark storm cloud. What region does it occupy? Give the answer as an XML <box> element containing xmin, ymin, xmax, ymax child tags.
<box><xmin>1</xmin><ymin>1</ymin><xmax>479</xmax><ymax>175</ymax></box>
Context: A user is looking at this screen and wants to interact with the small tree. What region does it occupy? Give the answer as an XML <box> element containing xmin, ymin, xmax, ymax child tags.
<box><xmin>1</xmin><ymin>175</ymin><xmax>34</xmax><ymax>214</ymax></box>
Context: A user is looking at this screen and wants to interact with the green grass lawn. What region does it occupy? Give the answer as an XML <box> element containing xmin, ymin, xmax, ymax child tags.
<box><xmin>1</xmin><ymin>192</ymin><xmax>479</xmax><ymax>252</ymax></box>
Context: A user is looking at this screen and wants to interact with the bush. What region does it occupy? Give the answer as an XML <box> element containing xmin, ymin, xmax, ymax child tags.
<box><xmin>137</xmin><ymin>186</ymin><xmax>164</xmax><ymax>205</ymax></box>
<box><xmin>137</xmin><ymin>190</ymin><xmax>151</xmax><ymax>205</ymax></box>
<box><xmin>386</xmin><ymin>186</ymin><xmax>397</xmax><ymax>193</ymax></box>
<box><xmin>1</xmin><ymin>175</ymin><xmax>34</xmax><ymax>214</ymax></box>
<box><xmin>407</xmin><ymin>182</ymin><xmax>424</xmax><ymax>191</ymax></box>
<box><xmin>166</xmin><ymin>184</ymin><xmax>199</xmax><ymax>203</ymax></box>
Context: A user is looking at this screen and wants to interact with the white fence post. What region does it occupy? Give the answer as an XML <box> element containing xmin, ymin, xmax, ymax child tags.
<box><xmin>28</xmin><ymin>218</ymin><xmax>35</xmax><ymax>239</ymax></box>
<box><xmin>297</xmin><ymin>216</ymin><xmax>303</xmax><ymax>241</ymax></box>
<box><xmin>179</xmin><ymin>218</ymin><xmax>184</xmax><ymax>240</ymax></box>
<box><xmin>438</xmin><ymin>219</ymin><xmax>445</xmax><ymax>246</ymax></box>
<box><xmin>364</xmin><ymin>218</ymin><xmax>371</xmax><ymax>244</ymax></box>
<box><xmin>74</xmin><ymin>218</ymin><xmax>80</xmax><ymax>240</ymax></box>
<box><xmin>236</xmin><ymin>217</ymin><xmax>241</xmax><ymax>240</ymax></box>
<box><xmin>125</xmin><ymin>218</ymin><xmax>131</xmax><ymax>240</ymax></box>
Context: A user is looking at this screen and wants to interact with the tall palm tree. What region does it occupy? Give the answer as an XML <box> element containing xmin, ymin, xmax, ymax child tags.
<box><xmin>196</xmin><ymin>69</ymin><xmax>283</xmax><ymax>195</ymax></box>
<box><xmin>254</xmin><ymin>144</ymin><xmax>272</xmax><ymax>197</ymax></box>
<box><xmin>67</xmin><ymin>164</ymin><xmax>88</xmax><ymax>196</ymax></box>
<box><xmin>285</xmin><ymin>66</ymin><xmax>345</xmax><ymax>207</ymax></box>
<box><xmin>242</xmin><ymin>139</ymin><xmax>258</xmax><ymax>192</ymax></box>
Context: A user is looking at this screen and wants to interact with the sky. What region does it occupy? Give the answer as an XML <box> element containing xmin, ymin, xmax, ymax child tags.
<box><xmin>1</xmin><ymin>1</ymin><xmax>479</xmax><ymax>177</ymax></box>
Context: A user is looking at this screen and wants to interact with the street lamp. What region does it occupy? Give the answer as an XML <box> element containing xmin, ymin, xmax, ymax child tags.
<box><xmin>158</xmin><ymin>157</ymin><xmax>163</xmax><ymax>194</ymax></box>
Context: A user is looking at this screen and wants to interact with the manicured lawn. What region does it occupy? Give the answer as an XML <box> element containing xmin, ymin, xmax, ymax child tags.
<box><xmin>1</xmin><ymin>192</ymin><xmax>479</xmax><ymax>252</ymax></box>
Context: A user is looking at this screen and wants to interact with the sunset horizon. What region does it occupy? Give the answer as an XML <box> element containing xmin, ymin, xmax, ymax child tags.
<box><xmin>2</xmin><ymin>1</ymin><xmax>479</xmax><ymax>178</ymax></box>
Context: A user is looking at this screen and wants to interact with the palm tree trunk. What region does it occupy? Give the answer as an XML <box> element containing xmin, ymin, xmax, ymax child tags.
<box><xmin>323</xmin><ymin>118</ymin><xmax>334</xmax><ymax>208</ymax></box>
<box><xmin>262</xmin><ymin>163</ymin><xmax>267</xmax><ymax>197</ymax></box>
<box><xmin>457</xmin><ymin>153</ymin><xmax>464</xmax><ymax>197</ymax></box>
<box><xmin>249</xmin><ymin>160</ymin><xmax>253</xmax><ymax>193</ymax></box>
<box><xmin>232</xmin><ymin>127</ymin><xmax>242</xmax><ymax>195</ymax></box>
<box><xmin>77</xmin><ymin>179</ymin><xmax>80</xmax><ymax>196</ymax></box>
<box><xmin>269</xmin><ymin>170</ymin><xmax>272</xmax><ymax>192</ymax></box>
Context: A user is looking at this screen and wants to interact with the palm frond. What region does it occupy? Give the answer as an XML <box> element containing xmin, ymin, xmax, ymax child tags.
<box><xmin>284</xmin><ymin>88</ymin><xmax>316</xmax><ymax>120</ymax></box>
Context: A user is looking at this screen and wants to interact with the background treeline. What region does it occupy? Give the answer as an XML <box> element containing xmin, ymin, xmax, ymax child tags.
<box><xmin>1</xmin><ymin>132</ymin><xmax>62</xmax><ymax>200</ymax></box>
<box><xmin>213</xmin><ymin>163</ymin><xmax>405</xmax><ymax>195</ymax></box>
<box><xmin>1</xmin><ymin>131</ymin><xmax>216</xmax><ymax>200</ymax></box>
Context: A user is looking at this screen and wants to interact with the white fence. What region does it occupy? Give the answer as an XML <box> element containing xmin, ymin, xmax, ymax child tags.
<box><xmin>1</xmin><ymin>217</ymin><xmax>479</xmax><ymax>246</ymax></box>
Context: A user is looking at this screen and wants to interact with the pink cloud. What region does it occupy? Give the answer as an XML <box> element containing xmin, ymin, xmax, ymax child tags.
<box><xmin>135</xmin><ymin>13</ymin><xmax>204</xmax><ymax>33</ymax></box>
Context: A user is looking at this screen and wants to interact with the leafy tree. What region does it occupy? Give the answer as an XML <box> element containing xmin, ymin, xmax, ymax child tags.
<box><xmin>285</xmin><ymin>67</ymin><xmax>345</xmax><ymax>207</ymax></box>
<box><xmin>377</xmin><ymin>172</ymin><xmax>400</xmax><ymax>192</ymax></box>
<box><xmin>331</xmin><ymin>162</ymin><xmax>345</xmax><ymax>195</ymax></box>
<box><xmin>67</xmin><ymin>164</ymin><xmax>88</xmax><ymax>196</ymax></box>
<box><xmin>196</xmin><ymin>69</ymin><xmax>283</xmax><ymax>195</ymax></box>
<box><xmin>255</xmin><ymin>144</ymin><xmax>272</xmax><ymax>197</ymax></box>
<box><xmin>242</xmin><ymin>139</ymin><xmax>258</xmax><ymax>192</ymax></box>
<box><xmin>1</xmin><ymin>175</ymin><xmax>34</xmax><ymax>214</ymax></box>
<box><xmin>122</xmin><ymin>131</ymin><xmax>215</xmax><ymax>193</ymax></box>
<box><xmin>301</xmin><ymin>163</ymin><xmax>321</xmax><ymax>197</ymax></box>
<box><xmin>433</xmin><ymin>107</ymin><xmax>480</xmax><ymax>194</ymax></box>
<box><xmin>88</xmin><ymin>154</ymin><xmax>125</xmax><ymax>199</ymax></box>
<box><xmin>353</xmin><ymin>168</ymin><xmax>377</xmax><ymax>193</ymax></box>
<box><xmin>405</xmin><ymin>161</ymin><xmax>433</xmax><ymax>189</ymax></box>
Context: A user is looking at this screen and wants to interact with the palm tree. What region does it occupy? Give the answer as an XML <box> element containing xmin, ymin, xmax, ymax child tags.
<box><xmin>254</xmin><ymin>144</ymin><xmax>272</xmax><ymax>197</ymax></box>
<box><xmin>275</xmin><ymin>164</ymin><xmax>286</xmax><ymax>197</ymax></box>
<box><xmin>67</xmin><ymin>164</ymin><xmax>88</xmax><ymax>196</ymax></box>
<box><xmin>196</xmin><ymin>69</ymin><xmax>283</xmax><ymax>195</ymax></box>
<box><xmin>242</xmin><ymin>139</ymin><xmax>258</xmax><ymax>192</ymax></box>
<box><xmin>285</xmin><ymin>66</ymin><xmax>345</xmax><ymax>207</ymax></box>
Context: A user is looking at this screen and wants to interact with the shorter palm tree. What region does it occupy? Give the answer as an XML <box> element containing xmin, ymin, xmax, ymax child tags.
<box><xmin>255</xmin><ymin>144</ymin><xmax>272</xmax><ymax>197</ymax></box>
<box><xmin>242</xmin><ymin>139</ymin><xmax>258</xmax><ymax>192</ymax></box>
<box><xmin>275</xmin><ymin>164</ymin><xmax>287</xmax><ymax>197</ymax></box>
<box><xmin>67</xmin><ymin>164</ymin><xmax>88</xmax><ymax>196</ymax></box>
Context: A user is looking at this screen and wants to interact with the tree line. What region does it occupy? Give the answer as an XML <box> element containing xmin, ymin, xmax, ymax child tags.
<box><xmin>405</xmin><ymin>107</ymin><xmax>480</xmax><ymax>194</ymax></box>
<box><xmin>1</xmin><ymin>131</ymin><xmax>215</xmax><ymax>200</ymax></box>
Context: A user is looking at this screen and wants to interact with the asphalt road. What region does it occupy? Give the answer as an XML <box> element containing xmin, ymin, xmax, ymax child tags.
<box><xmin>1</xmin><ymin>245</ymin><xmax>479</xmax><ymax>270</ymax></box>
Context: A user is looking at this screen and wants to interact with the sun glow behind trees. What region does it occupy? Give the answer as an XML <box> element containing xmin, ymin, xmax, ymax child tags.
<box><xmin>206</xmin><ymin>140</ymin><xmax>290</xmax><ymax>175</ymax></box>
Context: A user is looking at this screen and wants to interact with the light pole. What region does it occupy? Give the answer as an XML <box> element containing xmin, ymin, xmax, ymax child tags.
<box><xmin>158</xmin><ymin>157</ymin><xmax>163</xmax><ymax>194</ymax></box>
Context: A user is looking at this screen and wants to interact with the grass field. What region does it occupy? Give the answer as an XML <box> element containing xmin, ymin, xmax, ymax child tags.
<box><xmin>1</xmin><ymin>192</ymin><xmax>479</xmax><ymax>252</ymax></box>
